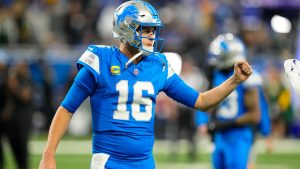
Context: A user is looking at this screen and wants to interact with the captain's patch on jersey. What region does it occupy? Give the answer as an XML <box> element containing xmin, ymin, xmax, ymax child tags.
<box><xmin>111</xmin><ymin>65</ymin><xmax>121</xmax><ymax>75</ymax></box>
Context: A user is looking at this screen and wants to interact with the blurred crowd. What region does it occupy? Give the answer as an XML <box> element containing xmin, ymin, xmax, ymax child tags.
<box><xmin>0</xmin><ymin>0</ymin><xmax>300</xmax><ymax>167</ymax></box>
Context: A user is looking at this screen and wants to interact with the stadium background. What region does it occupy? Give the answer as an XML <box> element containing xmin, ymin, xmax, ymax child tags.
<box><xmin>1</xmin><ymin>0</ymin><xmax>300</xmax><ymax>168</ymax></box>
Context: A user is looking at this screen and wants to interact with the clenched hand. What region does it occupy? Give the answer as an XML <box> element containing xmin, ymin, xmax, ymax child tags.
<box><xmin>233</xmin><ymin>60</ymin><xmax>252</xmax><ymax>83</ymax></box>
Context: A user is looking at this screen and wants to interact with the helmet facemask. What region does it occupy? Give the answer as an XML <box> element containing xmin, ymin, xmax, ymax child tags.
<box><xmin>134</xmin><ymin>25</ymin><xmax>164</xmax><ymax>55</ymax></box>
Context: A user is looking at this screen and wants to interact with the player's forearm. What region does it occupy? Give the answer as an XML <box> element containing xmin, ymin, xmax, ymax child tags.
<box><xmin>43</xmin><ymin>106</ymin><xmax>73</xmax><ymax>155</ymax></box>
<box><xmin>195</xmin><ymin>76</ymin><xmax>238</xmax><ymax>111</ymax></box>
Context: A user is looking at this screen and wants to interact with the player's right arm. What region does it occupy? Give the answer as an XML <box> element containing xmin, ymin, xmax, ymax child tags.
<box><xmin>39</xmin><ymin>106</ymin><xmax>73</xmax><ymax>169</ymax></box>
<box><xmin>39</xmin><ymin>66</ymin><xmax>97</xmax><ymax>169</ymax></box>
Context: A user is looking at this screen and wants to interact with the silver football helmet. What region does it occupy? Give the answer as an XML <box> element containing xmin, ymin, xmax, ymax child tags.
<box><xmin>208</xmin><ymin>33</ymin><xmax>246</xmax><ymax>69</ymax></box>
<box><xmin>113</xmin><ymin>0</ymin><xmax>164</xmax><ymax>56</ymax></box>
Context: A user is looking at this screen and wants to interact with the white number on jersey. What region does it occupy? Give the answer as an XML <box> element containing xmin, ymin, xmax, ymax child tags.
<box><xmin>113</xmin><ymin>80</ymin><xmax>154</xmax><ymax>121</ymax></box>
<box><xmin>217</xmin><ymin>90</ymin><xmax>238</xmax><ymax>118</ymax></box>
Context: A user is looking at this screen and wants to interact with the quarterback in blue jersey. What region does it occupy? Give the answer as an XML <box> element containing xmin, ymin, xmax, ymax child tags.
<box><xmin>197</xmin><ymin>33</ymin><xmax>269</xmax><ymax>169</ymax></box>
<box><xmin>39</xmin><ymin>1</ymin><xmax>253</xmax><ymax>169</ymax></box>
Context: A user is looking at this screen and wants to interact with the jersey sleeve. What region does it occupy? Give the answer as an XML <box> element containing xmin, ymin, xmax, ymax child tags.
<box><xmin>61</xmin><ymin>67</ymin><xmax>96</xmax><ymax>113</ymax></box>
<box><xmin>195</xmin><ymin>110</ymin><xmax>209</xmax><ymax>127</ymax></box>
<box><xmin>162</xmin><ymin>73</ymin><xmax>199</xmax><ymax>108</ymax></box>
<box><xmin>243</xmin><ymin>71</ymin><xmax>262</xmax><ymax>89</ymax></box>
<box><xmin>77</xmin><ymin>45</ymin><xmax>101</xmax><ymax>83</ymax></box>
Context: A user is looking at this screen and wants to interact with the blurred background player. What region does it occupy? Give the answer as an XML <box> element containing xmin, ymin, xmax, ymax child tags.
<box><xmin>284</xmin><ymin>59</ymin><xmax>300</xmax><ymax>99</ymax></box>
<box><xmin>0</xmin><ymin>50</ymin><xmax>11</xmax><ymax>169</ymax></box>
<box><xmin>0</xmin><ymin>51</ymin><xmax>34</xmax><ymax>169</ymax></box>
<box><xmin>39</xmin><ymin>1</ymin><xmax>252</xmax><ymax>169</ymax></box>
<box><xmin>196</xmin><ymin>33</ymin><xmax>269</xmax><ymax>169</ymax></box>
<box><xmin>7</xmin><ymin>60</ymin><xmax>34</xmax><ymax>169</ymax></box>
<box><xmin>264</xmin><ymin>63</ymin><xmax>294</xmax><ymax>138</ymax></box>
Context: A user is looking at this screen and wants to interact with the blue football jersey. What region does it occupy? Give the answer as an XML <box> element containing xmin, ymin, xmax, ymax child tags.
<box><xmin>211</xmin><ymin>70</ymin><xmax>269</xmax><ymax>169</ymax></box>
<box><xmin>213</xmin><ymin>70</ymin><xmax>263</xmax><ymax>141</ymax></box>
<box><xmin>195</xmin><ymin>110</ymin><xmax>209</xmax><ymax>126</ymax></box>
<box><xmin>76</xmin><ymin>45</ymin><xmax>198</xmax><ymax>160</ymax></box>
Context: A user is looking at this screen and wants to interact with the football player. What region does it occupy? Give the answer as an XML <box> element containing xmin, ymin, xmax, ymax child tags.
<box><xmin>284</xmin><ymin>59</ymin><xmax>300</xmax><ymax>99</ymax></box>
<box><xmin>39</xmin><ymin>1</ymin><xmax>252</xmax><ymax>169</ymax></box>
<box><xmin>196</xmin><ymin>33</ymin><xmax>270</xmax><ymax>169</ymax></box>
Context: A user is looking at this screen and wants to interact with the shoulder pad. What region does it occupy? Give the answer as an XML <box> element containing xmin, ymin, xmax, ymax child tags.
<box><xmin>78</xmin><ymin>49</ymin><xmax>100</xmax><ymax>75</ymax></box>
<box><xmin>77</xmin><ymin>45</ymin><xmax>113</xmax><ymax>75</ymax></box>
<box><xmin>157</xmin><ymin>53</ymin><xmax>174</xmax><ymax>79</ymax></box>
<box><xmin>167</xmin><ymin>63</ymin><xmax>175</xmax><ymax>79</ymax></box>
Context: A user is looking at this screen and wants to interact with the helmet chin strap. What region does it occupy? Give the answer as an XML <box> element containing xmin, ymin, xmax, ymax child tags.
<box><xmin>125</xmin><ymin>50</ymin><xmax>143</xmax><ymax>69</ymax></box>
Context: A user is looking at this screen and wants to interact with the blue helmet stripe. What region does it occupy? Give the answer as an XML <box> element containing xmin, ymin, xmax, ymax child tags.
<box><xmin>144</xmin><ymin>2</ymin><xmax>158</xmax><ymax>16</ymax></box>
<box><xmin>220</xmin><ymin>41</ymin><xmax>229</xmax><ymax>52</ymax></box>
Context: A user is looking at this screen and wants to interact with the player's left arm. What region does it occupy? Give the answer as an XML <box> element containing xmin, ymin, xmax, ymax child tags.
<box><xmin>195</xmin><ymin>60</ymin><xmax>252</xmax><ymax>111</ymax></box>
<box><xmin>164</xmin><ymin>60</ymin><xmax>252</xmax><ymax>112</ymax></box>
<box><xmin>207</xmin><ymin>73</ymin><xmax>261</xmax><ymax>131</ymax></box>
<box><xmin>208</xmin><ymin>88</ymin><xmax>261</xmax><ymax>131</ymax></box>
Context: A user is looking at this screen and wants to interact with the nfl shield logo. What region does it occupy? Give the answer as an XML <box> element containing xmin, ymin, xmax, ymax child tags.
<box><xmin>134</xmin><ymin>68</ymin><xmax>139</xmax><ymax>75</ymax></box>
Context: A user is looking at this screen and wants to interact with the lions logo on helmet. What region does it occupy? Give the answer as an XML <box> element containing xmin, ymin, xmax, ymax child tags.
<box><xmin>113</xmin><ymin>0</ymin><xmax>164</xmax><ymax>56</ymax></box>
<box><xmin>208</xmin><ymin>33</ymin><xmax>246</xmax><ymax>69</ymax></box>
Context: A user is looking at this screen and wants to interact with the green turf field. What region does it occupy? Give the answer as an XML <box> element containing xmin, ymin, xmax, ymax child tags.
<box><xmin>3</xmin><ymin>153</ymin><xmax>300</xmax><ymax>169</ymax></box>
<box><xmin>3</xmin><ymin>139</ymin><xmax>300</xmax><ymax>169</ymax></box>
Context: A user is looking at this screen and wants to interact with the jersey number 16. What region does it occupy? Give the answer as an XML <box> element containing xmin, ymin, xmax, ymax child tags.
<box><xmin>113</xmin><ymin>80</ymin><xmax>154</xmax><ymax>121</ymax></box>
